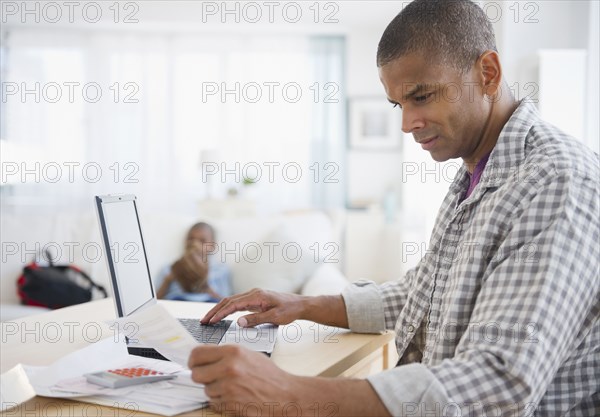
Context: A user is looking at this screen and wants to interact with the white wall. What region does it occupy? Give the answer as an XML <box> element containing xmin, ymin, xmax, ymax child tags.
<box><xmin>494</xmin><ymin>0</ymin><xmax>589</xmax><ymax>86</ymax></box>
<box><xmin>490</xmin><ymin>0</ymin><xmax>598</xmax><ymax>151</ymax></box>
<box><xmin>586</xmin><ymin>1</ymin><xmax>600</xmax><ymax>154</ymax></box>
<box><xmin>344</xmin><ymin>25</ymin><xmax>405</xmax><ymax>208</ymax></box>
<box><xmin>346</xmin><ymin>27</ymin><xmax>386</xmax><ymax>97</ymax></box>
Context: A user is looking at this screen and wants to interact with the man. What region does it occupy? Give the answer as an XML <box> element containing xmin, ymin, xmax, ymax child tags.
<box><xmin>190</xmin><ymin>1</ymin><xmax>599</xmax><ymax>415</ymax></box>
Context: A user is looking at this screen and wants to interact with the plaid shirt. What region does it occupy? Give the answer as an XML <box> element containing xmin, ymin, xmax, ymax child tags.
<box><xmin>342</xmin><ymin>100</ymin><xmax>599</xmax><ymax>416</ymax></box>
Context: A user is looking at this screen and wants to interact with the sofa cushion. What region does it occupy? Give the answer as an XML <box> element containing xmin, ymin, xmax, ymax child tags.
<box><xmin>300</xmin><ymin>264</ymin><xmax>350</xmax><ymax>297</ymax></box>
<box><xmin>229</xmin><ymin>223</ymin><xmax>322</xmax><ymax>294</ymax></box>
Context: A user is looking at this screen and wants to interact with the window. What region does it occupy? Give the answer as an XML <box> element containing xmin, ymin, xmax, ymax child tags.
<box><xmin>1</xmin><ymin>29</ymin><xmax>345</xmax><ymax>214</ymax></box>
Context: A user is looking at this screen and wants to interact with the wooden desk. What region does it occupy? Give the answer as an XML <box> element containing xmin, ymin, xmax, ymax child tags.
<box><xmin>1</xmin><ymin>299</ymin><xmax>394</xmax><ymax>416</ymax></box>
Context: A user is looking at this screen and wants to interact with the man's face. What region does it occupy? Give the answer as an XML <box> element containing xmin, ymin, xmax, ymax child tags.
<box><xmin>379</xmin><ymin>53</ymin><xmax>490</xmax><ymax>162</ymax></box>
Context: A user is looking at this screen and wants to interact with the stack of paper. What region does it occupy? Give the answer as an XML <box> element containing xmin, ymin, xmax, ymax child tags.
<box><xmin>0</xmin><ymin>335</ymin><xmax>209</xmax><ymax>416</ymax></box>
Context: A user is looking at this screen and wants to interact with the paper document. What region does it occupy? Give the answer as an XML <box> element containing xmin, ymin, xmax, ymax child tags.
<box><xmin>0</xmin><ymin>334</ymin><xmax>208</xmax><ymax>416</ymax></box>
<box><xmin>109</xmin><ymin>303</ymin><xmax>198</xmax><ymax>367</ymax></box>
<box><xmin>32</xmin><ymin>333</ymin><xmax>130</xmax><ymax>389</ymax></box>
<box><xmin>0</xmin><ymin>365</ymin><xmax>36</xmax><ymax>412</ymax></box>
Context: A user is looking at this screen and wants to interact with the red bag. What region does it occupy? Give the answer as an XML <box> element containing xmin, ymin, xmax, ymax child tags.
<box><xmin>17</xmin><ymin>251</ymin><xmax>107</xmax><ymax>309</ymax></box>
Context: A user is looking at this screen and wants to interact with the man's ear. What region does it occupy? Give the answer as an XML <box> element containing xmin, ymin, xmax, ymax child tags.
<box><xmin>478</xmin><ymin>50</ymin><xmax>502</xmax><ymax>97</ymax></box>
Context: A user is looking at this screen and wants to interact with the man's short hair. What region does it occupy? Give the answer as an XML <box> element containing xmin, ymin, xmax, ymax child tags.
<box><xmin>377</xmin><ymin>0</ymin><xmax>497</xmax><ymax>73</ymax></box>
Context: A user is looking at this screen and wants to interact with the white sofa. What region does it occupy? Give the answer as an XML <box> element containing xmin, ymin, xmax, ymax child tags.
<box><xmin>0</xmin><ymin>209</ymin><xmax>350</xmax><ymax>321</ymax></box>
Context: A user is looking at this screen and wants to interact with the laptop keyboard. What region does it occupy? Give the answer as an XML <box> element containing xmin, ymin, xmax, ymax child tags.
<box><xmin>178</xmin><ymin>318</ymin><xmax>233</xmax><ymax>344</ymax></box>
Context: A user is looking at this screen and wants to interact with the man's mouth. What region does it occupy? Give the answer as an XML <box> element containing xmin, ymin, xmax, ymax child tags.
<box><xmin>417</xmin><ymin>136</ymin><xmax>439</xmax><ymax>151</ymax></box>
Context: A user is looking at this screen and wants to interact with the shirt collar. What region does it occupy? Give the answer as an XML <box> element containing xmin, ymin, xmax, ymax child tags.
<box><xmin>449</xmin><ymin>99</ymin><xmax>539</xmax><ymax>194</ymax></box>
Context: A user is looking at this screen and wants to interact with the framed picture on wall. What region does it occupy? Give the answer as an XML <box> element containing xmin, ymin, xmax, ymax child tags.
<box><xmin>349</xmin><ymin>97</ymin><xmax>402</xmax><ymax>149</ymax></box>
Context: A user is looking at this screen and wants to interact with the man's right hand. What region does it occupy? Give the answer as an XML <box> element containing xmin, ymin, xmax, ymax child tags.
<box><xmin>201</xmin><ymin>289</ymin><xmax>349</xmax><ymax>329</ymax></box>
<box><xmin>200</xmin><ymin>289</ymin><xmax>306</xmax><ymax>327</ymax></box>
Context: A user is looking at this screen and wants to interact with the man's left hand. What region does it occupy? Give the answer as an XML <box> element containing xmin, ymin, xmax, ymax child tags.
<box><xmin>188</xmin><ymin>345</ymin><xmax>299</xmax><ymax>415</ymax></box>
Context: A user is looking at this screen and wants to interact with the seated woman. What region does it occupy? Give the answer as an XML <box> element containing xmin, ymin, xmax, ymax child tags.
<box><xmin>155</xmin><ymin>222</ymin><xmax>232</xmax><ymax>302</ymax></box>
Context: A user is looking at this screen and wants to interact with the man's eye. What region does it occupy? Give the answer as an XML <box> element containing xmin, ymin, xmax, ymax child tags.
<box><xmin>415</xmin><ymin>93</ymin><xmax>432</xmax><ymax>103</ymax></box>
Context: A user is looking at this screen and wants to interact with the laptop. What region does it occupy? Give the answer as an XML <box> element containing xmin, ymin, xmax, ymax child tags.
<box><xmin>95</xmin><ymin>194</ymin><xmax>277</xmax><ymax>360</ymax></box>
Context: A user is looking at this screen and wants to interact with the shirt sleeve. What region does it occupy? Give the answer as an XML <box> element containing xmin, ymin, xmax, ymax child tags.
<box><xmin>342</xmin><ymin>266</ymin><xmax>419</xmax><ymax>333</ymax></box>
<box><xmin>341</xmin><ymin>280</ymin><xmax>386</xmax><ymax>333</ymax></box>
<box><xmin>367</xmin><ymin>170</ymin><xmax>599</xmax><ymax>415</ymax></box>
<box><xmin>367</xmin><ymin>363</ymin><xmax>451</xmax><ymax>416</ymax></box>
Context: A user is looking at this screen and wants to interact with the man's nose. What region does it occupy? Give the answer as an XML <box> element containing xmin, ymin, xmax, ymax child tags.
<box><xmin>401</xmin><ymin>108</ymin><xmax>425</xmax><ymax>134</ymax></box>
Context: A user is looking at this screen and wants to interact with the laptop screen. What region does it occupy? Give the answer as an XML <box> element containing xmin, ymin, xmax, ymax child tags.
<box><xmin>98</xmin><ymin>196</ymin><xmax>154</xmax><ymax>317</ymax></box>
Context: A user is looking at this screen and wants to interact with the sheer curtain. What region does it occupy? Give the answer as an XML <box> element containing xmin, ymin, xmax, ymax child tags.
<box><xmin>1</xmin><ymin>28</ymin><xmax>345</xmax><ymax>214</ymax></box>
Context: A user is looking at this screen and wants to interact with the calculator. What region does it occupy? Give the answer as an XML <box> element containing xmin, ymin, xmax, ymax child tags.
<box><xmin>85</xmin><ymin>367</ymin><xmax>176</xmax><ymax>389</ymax></box>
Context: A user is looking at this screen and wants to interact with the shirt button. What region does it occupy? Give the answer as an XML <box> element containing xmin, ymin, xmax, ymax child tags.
<box><xmin>408</xmin><ymin>325</ymin><xmax>415</xmax><ymax>333</ymax></box>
